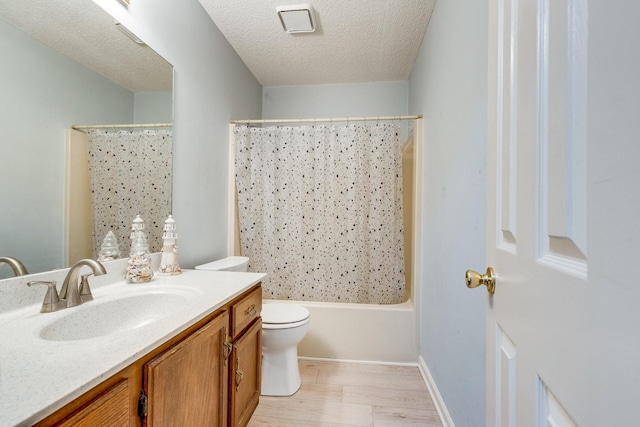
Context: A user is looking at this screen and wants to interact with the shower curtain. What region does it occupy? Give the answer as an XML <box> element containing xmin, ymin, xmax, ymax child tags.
<box><xmin>234</xmin><ymin>123</ymin><xmax>405</xmax><ymax>304</ymax></box>
<box><xmin>86</xmin><ymin>129</ymin><xmax>172</xmax><ymax>257</ymax></box>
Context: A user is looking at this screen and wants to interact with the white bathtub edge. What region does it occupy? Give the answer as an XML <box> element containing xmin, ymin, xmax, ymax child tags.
<box><xmin>418</xmin><ymin>355</ymin><xmax>455</xmax><ymax>427</ymax></box>
<box><xmin>266</xmin><ymin>298</ymin><xmax>418</xmax><ymax>363</ymax></box>
<box><xmin>266</xmin><ymin>298</ymin><xmax>415</xmax><ymax>311</ymax></box>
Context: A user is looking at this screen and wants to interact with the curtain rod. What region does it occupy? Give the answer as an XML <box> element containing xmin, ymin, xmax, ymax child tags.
<box><xmin>71</xmin><ymin>123</ymin><xmax>172</xmax><ymax>133</ymax></box>
<box><xmin>229</xmin><ymin>115</ymin><xmax>422</xmax><ymax>125</ymax></box>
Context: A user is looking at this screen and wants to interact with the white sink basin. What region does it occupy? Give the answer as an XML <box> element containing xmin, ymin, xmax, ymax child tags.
<box><xmin>39</xmin><ymin>290</ymin><xmax>191</xmax><ymax>341</ymax></box>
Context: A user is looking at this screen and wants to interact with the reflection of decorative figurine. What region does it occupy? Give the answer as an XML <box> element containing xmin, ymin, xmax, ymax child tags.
<box><xmin>97</xmin><ymin>230</ymin><xmax>120</xmax><ymax>262</ymax></box>
<box><xmin>130</xmin><ymin>214</ymin><xmax>146</xmax><ymax>239</ymax></box>
<box><xmin>159</xmin><ymin>215</ymin><xmax>181</xmax><ymax>275</ymax></box>
<box><xmin>125</xmin><ymin>215</ymin><xmax>154</xmax><ymax>283</ymax></box>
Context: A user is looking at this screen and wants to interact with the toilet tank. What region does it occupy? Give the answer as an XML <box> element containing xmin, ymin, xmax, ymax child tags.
<box><xmin>195</xmin><ymin>256</ymin><xmax>249</xmax><ymax>272</ymax></box>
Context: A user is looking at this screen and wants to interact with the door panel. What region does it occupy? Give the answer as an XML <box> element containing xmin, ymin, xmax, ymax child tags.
<box><xmin>487</xmin><ymin>0</ymin><xmax>587</xmax><ymax>425</ymax></box>
<box><xmin>487</xmin><ymin>0</ymin><xmax>640</xmax><ymax>425</ymax></box>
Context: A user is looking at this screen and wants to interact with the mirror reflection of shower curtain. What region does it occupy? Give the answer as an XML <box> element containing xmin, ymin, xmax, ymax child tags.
<box><xmin>234</xmin><ymin>124</ymin><xmax>405</xmax><ymax>304</ymax></box>
<box><xmin>86</xmin><ymin>129</ymin><xmax>172</xmax><ymax>257</ymax></box>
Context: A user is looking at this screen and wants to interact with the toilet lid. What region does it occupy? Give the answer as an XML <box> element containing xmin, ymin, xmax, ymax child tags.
<box><xmin>262</xmin><ymin>303</ymin><xmax>310</xmax><ymax>324</ymax></box>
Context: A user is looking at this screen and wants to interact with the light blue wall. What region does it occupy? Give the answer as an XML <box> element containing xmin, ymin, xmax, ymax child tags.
<box><xmin>134</xmin><ymin>92</ymin><xmax>173</xmax><ymax>123</ymax></box>
<box><xmin>1</xmin><ymin>0</ymin><xmax>261</xmax><ymax>277</ymax></box>
<box><xmin>102</xmin><ymin>0</ymin><xmax>263</xmax><ymax>268</ymax></box>
<box><xmin>0</xmin><ymin>18</ymin><xmax>134</xmax><ymax>277</ymax></box>
<box><xmin>262</xmin><ymin>81</ymin><xmax>408</xmax><ymax>119</ymax></box>
<box><xmin>409</xmin><ymin>0</ymin><xmax>488</xmax><ymax>425</ymax></box>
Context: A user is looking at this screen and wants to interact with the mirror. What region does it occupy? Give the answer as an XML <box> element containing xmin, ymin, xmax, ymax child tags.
<box><xmin>0</xmin><ymin>0</ymin><xmax>173</xmax><ymax>278</ymax></box>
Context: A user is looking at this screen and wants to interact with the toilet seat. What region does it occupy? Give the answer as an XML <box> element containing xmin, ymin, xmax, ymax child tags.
<box><xmin>262</xmin><ymin>303</ymin><xmax>310</xmax><ymax>330</ymax></box>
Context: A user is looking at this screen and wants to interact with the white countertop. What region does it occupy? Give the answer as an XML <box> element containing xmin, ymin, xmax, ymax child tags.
<box><xmin>0</xmin><ymin>269</ymin><xmax>266</xmax><ymax>427</ymax></box>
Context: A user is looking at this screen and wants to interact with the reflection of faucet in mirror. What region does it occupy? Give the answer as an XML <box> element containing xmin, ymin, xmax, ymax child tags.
<box><xmin>0</xmin><ymin>257</ymin><xmax>29</xmax><ymax>277</ymax></box>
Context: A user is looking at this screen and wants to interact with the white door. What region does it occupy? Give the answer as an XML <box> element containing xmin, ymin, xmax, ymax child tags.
<box><xmin>481</xmin><ymin>0</ymin><xmax>640</xmax><ymax>425</ymax></box>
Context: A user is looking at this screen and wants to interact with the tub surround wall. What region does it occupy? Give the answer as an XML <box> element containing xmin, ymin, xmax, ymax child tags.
<box><xmin>402</xmin><ymin>133</ymin><xmax>416</xmax><ymax>302</ymax></box>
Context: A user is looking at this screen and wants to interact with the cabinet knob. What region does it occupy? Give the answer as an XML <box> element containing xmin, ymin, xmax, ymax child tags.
<box><xmin>245</xmin><ymin>304</ymin><xmax>257</xmax><ymax>316</ymax></box>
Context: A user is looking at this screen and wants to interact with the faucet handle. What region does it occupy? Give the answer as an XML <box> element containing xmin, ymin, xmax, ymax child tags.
<box><xmin>27</xmin><ymin>281</ymin><xmax>61</xmax><ymax>313</ymax></box>
<box><xmin>79</xmin><ymin>273</ymin><xmax>94</xmax><ymax>303</ymax></box>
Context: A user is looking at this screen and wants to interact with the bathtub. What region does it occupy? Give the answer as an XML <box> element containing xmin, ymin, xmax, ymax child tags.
<box><xmin>228</xmin><ymin>120</ymin><xmax>423</xmax><ymax>364</ymax></box>
<box><xmin>263</xmin><ymin>297</ymin><xmax>418</xmax><ymax>363</ymax></box>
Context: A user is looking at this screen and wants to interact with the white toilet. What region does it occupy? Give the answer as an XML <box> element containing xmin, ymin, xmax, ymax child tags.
<box><xmin>261</xmin><ymin>303</ymin><xmax>310</xmax><ymax>396</ymax></box>
<box><xmin>194</xmin><ymin>257</ymin><xmax>310</xmax><ymax>396</ymax></box>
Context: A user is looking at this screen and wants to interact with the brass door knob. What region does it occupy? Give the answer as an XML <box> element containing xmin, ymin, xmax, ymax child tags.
<box><xmin>465</xmin><ymin>267</ymin><xmax>496</xmax><ymax>295</ymax></box>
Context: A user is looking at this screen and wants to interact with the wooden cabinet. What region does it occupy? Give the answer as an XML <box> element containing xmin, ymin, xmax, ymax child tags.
<box><xmin>142</xmin><ymin>284</ymin><xmax>263</xmax><ymax>427</ymax></box>
<box><xmin>143</xmin><ymin>311</ymin><xmax>229</xmax><ymax>426</ymax></box>
<box><xmin>35</xmin><ymin>284</ymin><xmax>262</xmax><ymax>427</ymax></box>
<box><xmin>229</xmin><ymin>319</ymin><xmax>261</xmax><ymax>427</ymax></box>
<box><xmin>228</xmin><ymin>285</ymin><xmax>262</xmax><ymax>427</ymax></box>
<box><xmin>56</xmin><ymin>380</ymin><xmax>129</xmax><ymax>427</ymax></box>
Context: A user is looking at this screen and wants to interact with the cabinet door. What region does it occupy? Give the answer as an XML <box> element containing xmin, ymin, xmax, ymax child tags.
<box><xmin>229</xmin><ymin>319</ymin><xmax>261</xmax><ymax>427</ymax></box>
<box><xmin>144</xmin><ymin>311</ymin><xmax>229</xmax><ymax>427</ymax></box>
<box><xmin>57</xmin><ymin>380</ymin><xmax>129</xmax><ymax>427</ymax></box>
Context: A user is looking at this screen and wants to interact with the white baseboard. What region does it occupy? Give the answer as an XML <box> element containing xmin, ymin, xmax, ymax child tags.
<box><xmin>298</xmin><ymin>355</ymin><xmax>418</xmax><ymax>367</ymax></box>
<box><xmin>418</xmin><ymin>355</ymin><xmax>455</xmax><ymax>427</ymax></box>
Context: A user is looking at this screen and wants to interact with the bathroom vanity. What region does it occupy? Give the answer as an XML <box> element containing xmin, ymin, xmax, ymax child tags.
<box><xmin>0</xmin><ymin>270</ymin><xmax>265</xmax><ymax>427</ymax></box>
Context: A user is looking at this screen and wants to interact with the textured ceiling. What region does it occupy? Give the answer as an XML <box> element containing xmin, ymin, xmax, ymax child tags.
<box><xmin>0</xmin><ymin>0</ymin><xmax>172</xmax><ymax>93</ymax></box>
<box><xmin>199</xmin><ymin>0</ymin><xmax>435</xmax><ymax>86</ymax></box>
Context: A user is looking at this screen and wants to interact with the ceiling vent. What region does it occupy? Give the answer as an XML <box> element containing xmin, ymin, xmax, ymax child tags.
<box><xmin>277</xmin><ymin>4</ymin><xmax>316</xmax><ymax>33</ymax></box>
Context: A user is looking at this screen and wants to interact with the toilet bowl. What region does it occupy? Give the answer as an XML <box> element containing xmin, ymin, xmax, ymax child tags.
<box><xmin>261</xmin><ymin>303</ymin><xmax>310</xmax><ymax>396</ymax></box>
<box><xmin>194</xmin><ymin>257</ymin><xmax>310</xmax><ymax>396</ymax></box>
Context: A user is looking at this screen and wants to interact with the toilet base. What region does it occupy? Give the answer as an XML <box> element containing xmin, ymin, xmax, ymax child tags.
<box><xmin>261</xmin><ymin>346</ymin><xmax>301</xmax><ymax>396</ymax></box>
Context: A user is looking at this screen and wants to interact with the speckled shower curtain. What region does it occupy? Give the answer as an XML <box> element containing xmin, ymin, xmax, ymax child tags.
<box><xmin>234</xmin><ymin>124</ymin><xmax>405</xmax><ymax>304</ymax></box>
<box><xmin>86</xmin><ymin>129</ymin><xmax>172</xmax><ymax>257</ymax></box>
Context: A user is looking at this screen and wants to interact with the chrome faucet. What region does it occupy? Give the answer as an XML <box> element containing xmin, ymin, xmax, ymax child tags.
<box><xmin>60</xmin><ymin>259</ymin><xmax>107</xmax><ymax>307</ymax></box>
<box><xmin>0</xmin><ymin>256</ymin><xmax>29</xmax><ymax>276</ymax></box>
<box><xmin>28</xmin><ymin>259</ymin><xmax>107</xmax><ymax>313</ymax></box>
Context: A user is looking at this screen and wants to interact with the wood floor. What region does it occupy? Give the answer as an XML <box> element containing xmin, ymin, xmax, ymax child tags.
<box><xmin>247</xmin><ymin>359</ymin><xmax>443</xmax><ymax>427</ymax></box>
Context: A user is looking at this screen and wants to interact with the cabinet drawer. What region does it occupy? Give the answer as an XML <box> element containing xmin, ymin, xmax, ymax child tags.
<box><xmin>58</xmin><ymin>380</ymin><xmax>129</xmax><ymax>427</ymax></box>
<box><xmin>231</xmin><ymin>285</ymin><xmax>262</xmax><ymax>339</ymax></box>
